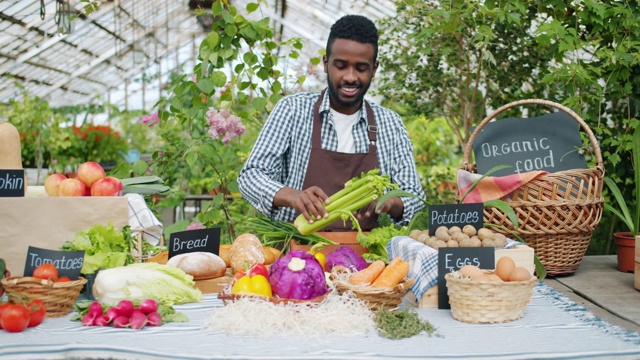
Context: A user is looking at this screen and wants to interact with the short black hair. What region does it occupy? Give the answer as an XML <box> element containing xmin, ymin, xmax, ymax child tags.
<box><xmin>326</xmin><ymin>15</ymin><xmax>379</xmax><ymax>61</ymax></box>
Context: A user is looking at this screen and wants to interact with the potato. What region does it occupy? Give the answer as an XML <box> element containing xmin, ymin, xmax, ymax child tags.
<box><xmin>470</xmin><ymin>237</ymin><xmax>482</xmax><ymax>247</ymax></box>
<box><xmin>435</xmin><ymin>227</ymin><xmax>451</xmax><ymax>241</ymax></box>
<box><xmin>451</xmin><ymin>231</ymin><xmax>469</xmax><ymax>242</ymax></box>
<box><xmin>477</xmin><ymin>228</ymin><xmax>494</xmax><ymax>240</ymax></box>
<box><xmin>409</xmin><ymin>229</ymin><xmax>423</xmax><ymax>240</ymax></box>
<box><xmin>417</xmin><ymin>233</ymin><xmax>430</xmax><ymax>244</ymax></box>
<box><xmin>447</xmin><ymin>239</ymin><xmax>459</xmax><ymax>247</ymax></box>
<box><xmin>462</xmin><ymin>224</ymin><xmax>477</xmax><ymax>237</ymax></box>
<box><xmin>482</xmin><ymin>238</ymin><xmax>496</xmax><ymax>248</ymax></box>
<box><xmin>493</xmin><ymin>233</ymin><xmax>507</xmax><ymax>248</ymax></box>
<box><xmin>448</xmin><ymin>226</ymin><xmax>462</xmax><ymax>235</ymax></box>
<box><xmin>432</xmin><ymin>240</ymin><xmax>448</xmax><ymax>249</ymax></box>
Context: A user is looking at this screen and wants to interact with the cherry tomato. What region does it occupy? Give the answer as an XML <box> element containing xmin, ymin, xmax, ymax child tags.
<box><xmin>32</xmin><ymin>264</ymin><xmax>58</xmax><ymax>282</ymax></box>
<box><xmin>56</xmin><ymin>276</ymin><xmax>71</xmax><ymax>283</ymax></box>
<box><xmin>26</xmin><ymin>299</ymin><xmax>46</xmax><ymax>327</ymax></box>
<box><xmin>0</xmin><ymin>302</ymin><xmax>10</xmax><ymax>330</ymax></box>
<box><xmin>1</xmin><ymin>304</ymin><xmax>30</xmax><ymax>333</ymax></box>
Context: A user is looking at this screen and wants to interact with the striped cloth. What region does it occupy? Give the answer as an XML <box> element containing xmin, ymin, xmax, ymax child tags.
<box><xmin>125</xmin><ymin>193</ymin><xmax>163</xmax><ymax>246</ymax></box>
<box><xmin>456</xmin><ymin>169</ymin><xmax>547</xmax><ymax>203</ymax></box>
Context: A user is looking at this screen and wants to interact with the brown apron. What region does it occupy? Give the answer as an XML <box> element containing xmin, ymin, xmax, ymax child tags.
<box><xmin>301</xmin><ymin>91</ymin><xmax>380</xmax><ymax>231</ymax></box>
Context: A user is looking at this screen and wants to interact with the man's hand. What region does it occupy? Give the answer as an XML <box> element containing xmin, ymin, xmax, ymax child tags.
<box><xmin>274</xmin><ymin>186</ymin><xmax>330</xmax><ymax>223</ymax></box>
<box><xmin>355</xmin><ymin>197</ymin><xmax>404</xmax><ymax>221</ymax></box>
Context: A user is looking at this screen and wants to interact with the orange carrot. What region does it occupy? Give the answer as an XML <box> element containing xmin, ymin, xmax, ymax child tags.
<box><xmin>371</xmin><ymin>257</ymin><xmax>410</xmax><ymax>288</ymax></box>
<box><xmin>348</xmin><ymin>260</ymin><xmax>386</xmax><ymax>285</ymax></box>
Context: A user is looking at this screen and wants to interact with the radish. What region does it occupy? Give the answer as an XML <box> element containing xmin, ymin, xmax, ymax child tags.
<box><xmin>93</xmin><ymin>315</ymin><xmax>110</xmax><ymax>327</ymax></box>
<box><xmin>146</xmin><ymin>312</ymin><xmax>162</xmax><ymax>326</ymax></box>
<box><xmin>139</xmin><ymin>299</ymin><xmax>158</xmax><ymax>314</ymax></box>
<box><xmin>81</xmin><ymin>313</ymin><xmax>97</xmax><ymax>326</ymax></box>
<box><xmin>88</xmin><ymin>302</ymin><xmax>104</xmax><ymax>317</ymax></box>
<box><xmin>113</xmin><ymin>315</ymin><xmax>130</xmax><ymax>328</ymax></box>
<box><xmin>103</xmin><ymin>307</ymin><xmax>119</xmax><ymax>323</ymax></box>
<box><xmin>131</xmin><ymin>309</ymin><xmax>146</xmax><ymax>318</ymax></box>
<box><xmin>129</xmin><ymin>312</ymin><xmax>147</xmax><ymax>330</ymax></box>
<box><xmin>114</xmin><ymin>300</ymin><xmax>134</xmax><ymax>317</ymax></box>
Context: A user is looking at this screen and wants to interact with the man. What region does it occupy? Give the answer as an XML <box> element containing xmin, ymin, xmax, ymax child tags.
<box><xmin>238</xmin><ymin>14</ymin><xmax>425</xmax><ymax>231</ymax></box>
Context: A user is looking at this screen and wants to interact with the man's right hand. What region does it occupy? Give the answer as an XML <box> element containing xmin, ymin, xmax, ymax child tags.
<box><xmin>274</xmin><ymin>186</ymin><xmax>330</xmax><ymax>223</ymax></box>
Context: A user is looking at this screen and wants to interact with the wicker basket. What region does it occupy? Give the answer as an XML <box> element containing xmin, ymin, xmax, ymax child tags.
<box><xmin>329</xmin><ymin>269</ymin><xmax>415</xmax><ymax>311</ymax></box>
<box><xmin>461</xmin><ymin>99</ymin><xmax>605</xmax><ymax>276</ymax></box>
<box><xmin>445</xmin><ymin>272</ymin><xmax>536</xmax><ymax>324</ymax></box>
<box><xmin>217</xmin><ymin>286</ymin><xmax>328</xmax><ymax>306</ymax></box>
<box><xmin>0</xmin><ymin>276</ymin><xmax>87</xmax><ymax>318</ymax></box>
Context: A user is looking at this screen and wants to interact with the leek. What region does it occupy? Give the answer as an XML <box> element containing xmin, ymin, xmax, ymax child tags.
<box><xmin>294</xmin><ymin>169</ymin><xmax>398</xmax><ymax>235</ymax></box>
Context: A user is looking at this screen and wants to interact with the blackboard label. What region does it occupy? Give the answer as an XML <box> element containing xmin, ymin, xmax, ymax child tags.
<box><xmin>168</xmin><ymin>227</ymin><xmax>221</xmax><ymax>259</ymax></box>
<box><xmin>0</xmin><ymin>169</ymin><xmax>25</xmax><ymax>197</ymax></box>
<box><xmin>437</xmin><ymin>247</ymin><xmax>495</xmax><ymax>309</ymax></box>
<box><xmin>472</xmin><ymin>112</ymin><xmax>587</xmax><ymax>177</ymax></box>
<box><xmin>429</xmin><ymin>203</ymin><xmax>484</xmax><ymax>236</ymax></box>
<box><xmin>25</xmin><ymin>246</ymin><xmax>84</xmax><ymax>280</ymax></box>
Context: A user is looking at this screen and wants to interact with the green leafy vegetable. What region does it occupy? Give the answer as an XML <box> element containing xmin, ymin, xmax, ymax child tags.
<box><xmin>375</xmin><ymin>307</ymin><xmax>440</xmax><ymax>339</ymax></box>
<box><xmin>357</xmin><ymin>224</ymin><xmax>407</xmax><ymax>262</ymax></box>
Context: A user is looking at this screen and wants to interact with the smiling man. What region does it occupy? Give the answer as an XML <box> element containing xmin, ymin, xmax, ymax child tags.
<box><xmin>238</xmin><ymin>15</ymin><xmax>425</xmax><ymax>231</ymax></box>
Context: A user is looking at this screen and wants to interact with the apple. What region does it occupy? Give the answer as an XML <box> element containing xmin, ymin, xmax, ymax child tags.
<box><xmin>77</xmin><ymin>161</ymin><xmax>106</xmax><ymax>187</ymax></box>
<box><xmin>44</xmin><ymin>174</ymin><xmax>67</xmax><ymax>196</ymax></box>
<box><xmin>58</xmin><ymin>178</ymin><xmax>87</xmax><ymax>196</ymax></box>
<box><xmin>91</xmin><ymin>176</ymin><xmax>123</xmax><ymax>196</ymax></box>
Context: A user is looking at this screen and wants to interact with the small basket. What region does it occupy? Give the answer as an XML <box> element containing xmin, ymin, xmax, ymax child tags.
<box><xmin>329</xmin><ymin>269</ymin><xmax>415</xmax><ymax>311</ymax></box>
<box><xmin>217</xmin><ymin>286</ymin><xmax>328</xmax><ymax>306</ymax></box>
<box><xmin>0</xmin><ymin>276</ymin><xmax>87</xmax><ymax>318</ymax></box>
<box><xmin>445</xmin><ymin>271</ymin><xmax>536</xmax><ymax>324</ymax></box>
<box><xmin>461</xmin><ymin>99</ymin><xmax>605</xmax><ymax>276</ymax></box>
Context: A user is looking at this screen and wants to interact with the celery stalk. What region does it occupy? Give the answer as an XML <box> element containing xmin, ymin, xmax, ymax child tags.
<box><xmin>296</xmin><ymin>195</ymin><xmax>378</xmax><ymax>235</ymax></box>
<box><xmin>325</xmin><ymin>183</ymin><xmax>376</xmax><ymax>213</ymax></box>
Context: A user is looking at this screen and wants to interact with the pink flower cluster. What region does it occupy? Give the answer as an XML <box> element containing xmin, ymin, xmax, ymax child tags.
<box><xmin>206</xmin><ymin>108</ymin><xmax>246</xmax><ymax>144</ymax></box>
<box><xmin>141</xmin><ymin>112</ymin><xmax>160</xmax><ymax>127</ymax></box>
<box><xmin>186</xmin><ymin>221</ymin><xmax>206</xmax><ymax>231</ymax></box>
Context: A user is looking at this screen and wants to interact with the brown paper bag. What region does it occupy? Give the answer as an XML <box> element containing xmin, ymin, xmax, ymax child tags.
<box><xmin>0</xmin><ymin>197</ymin><xmax>129</xmax><ymax>276</ymax></box>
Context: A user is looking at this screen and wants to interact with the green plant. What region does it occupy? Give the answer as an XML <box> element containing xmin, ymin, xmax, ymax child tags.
<box><xmin>604</xmin><ymin>126</ymin><xmax>640</xmax><ymax>237</ymax></box>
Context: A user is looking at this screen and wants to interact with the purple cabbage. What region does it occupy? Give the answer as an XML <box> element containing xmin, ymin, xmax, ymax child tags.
<box><xmin>325</xmin><ymin>246</ymin><xmax>368</xmax><ymax>272</ymax></box>
<box><xmin>268</xmin><ymin>250</ymin><xmax>328</xmax><ymax>300</ymax></box>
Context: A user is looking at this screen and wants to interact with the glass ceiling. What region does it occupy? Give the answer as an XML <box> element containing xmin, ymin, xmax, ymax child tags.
<box><xmin>0</xmin><ymin>0</ymin><xmax>396</xmax><ymax>112</ymax></box>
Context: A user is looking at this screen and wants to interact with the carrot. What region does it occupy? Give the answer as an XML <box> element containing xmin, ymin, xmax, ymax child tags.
<box><xmin>371</xmin><ymin>257</ymin><xmax>410</xmax><ymax>288</ymax></box>
<box><xmin>348</xmin><ymin>260</ymin><xmax>386</xmax><ymax>285</ymax></box>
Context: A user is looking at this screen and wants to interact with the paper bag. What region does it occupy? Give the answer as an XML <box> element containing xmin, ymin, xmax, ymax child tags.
<box><xmin>0</xmin><ymin>197</ymin><xmax>129</xmax><ymax>276</ymax></box>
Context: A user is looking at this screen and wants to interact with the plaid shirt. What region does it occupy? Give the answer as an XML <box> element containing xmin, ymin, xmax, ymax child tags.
<box><xmin>238</xmin><ymin>90</ymin><xmax>426</xmax><ymax>225</ymax></box>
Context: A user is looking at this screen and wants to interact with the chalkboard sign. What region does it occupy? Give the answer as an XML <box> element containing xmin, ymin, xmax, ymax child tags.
<box><xmin>437</xmin><ymin>247</ymin><xmax>495</xmax><ymax>309</ymax></box>
<box><xmin>0</xmin><ymin>169</ymin><xmax>25</xmax><ymax>197</ymax></box>
<box><xmin>472</xmin><ymin>112</ymin><xmax>587</xmax><ymax>177</ymax></box>
<box><xmin>168</xmin><ymin>227</ymin><xmax>221</xmax><ymax>259</ymax></box>
<box><xmin>428</xmin><ymin>203</ymin><xmax>484</xmax><ymax>236</ymax></box>
<box><xmin>25</xmin><ymin>246</ymin><xmax>85</xmax><ymax>280</ymax></box>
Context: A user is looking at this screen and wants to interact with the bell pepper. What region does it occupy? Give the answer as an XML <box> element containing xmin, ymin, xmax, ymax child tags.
<box><xmin>231</xmin><ymin>274</ymin><xmax>272</xmax><ymax>297</ymax></box>
<box><xmin>309</xmin><ymin>244</ymin><xmax>326</xmax><ymax>271</ymax></box>
<box><xmin>233</xmin><ymin>262</ymin><xmax>269</xmax><ymax>280</ymax></box>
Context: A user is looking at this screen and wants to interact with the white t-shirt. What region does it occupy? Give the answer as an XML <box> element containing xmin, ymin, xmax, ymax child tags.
<box><xmin>330</xmin><ymin>109</ymin><xmax>360</xmax><ymax>153</ymax></box>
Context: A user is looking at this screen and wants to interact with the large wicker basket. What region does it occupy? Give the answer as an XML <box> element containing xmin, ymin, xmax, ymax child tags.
<box><xmin>329</xmin><ymin>269</ymin><xmax>415</xmax><ymax>311</ymax></box>
<box><xmin>445</xmin><ymin>272</ymin><xmax>536</xmax><ymax>324</ymax></box>
<box><xmin>460</xmin><ymin>99</ymin><xmax>605</xmax><ymax>276</ymax></box>
<box><xmin>1</xmin><ymin>276</ymin><xmax>87</xmax><ymax>318</ymax></box>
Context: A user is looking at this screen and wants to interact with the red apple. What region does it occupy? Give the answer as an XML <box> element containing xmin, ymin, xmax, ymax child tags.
<box><xmin>91</xmin><ymin>176</ymin><xmax>123</xmax><ymax>196</ymax></box>
<box><xmin>77</xmin><ymin>161</ymin><xmax>106</xmax><ymax>187</ymax></box>
<box><xmin>58</xmin><ymin>178</ymin><xmax>87</xmax><ymax>196</ymax></box>
<box><xmin>44</xmin><ymin>174</ymin><xmax>67</xmax><ymax>196</ymax></box>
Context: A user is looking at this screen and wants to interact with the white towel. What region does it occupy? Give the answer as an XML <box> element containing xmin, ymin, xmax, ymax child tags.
<box><xmin>125</xmin><ymin>193</ymin><xmax>163</xmax><ymax>246</ymax></box>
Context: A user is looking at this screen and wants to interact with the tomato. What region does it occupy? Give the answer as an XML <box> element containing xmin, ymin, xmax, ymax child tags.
<box><xmin>32</xmin><ymin>264</ymin><xmax>58</xmax><ymax>282</ymax></box>
<box><xmin>0</xmin><ymin>302</ymin><xmax>10</xmax><ymax>329</ymax></box>
<box><xmin>26</xmin><ymin>299</ymin><xmax>46</xmax><ymax>327</ymax></box>
<box><xmin>233</xmin><ymin>263</ymin><xmax>269</xmax><ymax>280</ymax></box>
<box><xmin>1</xmin><ymin>304</ymin><xmax>30</xmax><ymax>333</ymax></box>
<box><xmin>56</xmin><ymin>276</ymin><xmax>71</xmax><ymax>283</ymax></box>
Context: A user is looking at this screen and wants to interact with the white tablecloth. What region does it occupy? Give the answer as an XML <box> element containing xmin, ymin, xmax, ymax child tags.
<box><xmin>0</xmin><ymin>283</ymin><xmax>639</xmax><ymax>360</ymax></box>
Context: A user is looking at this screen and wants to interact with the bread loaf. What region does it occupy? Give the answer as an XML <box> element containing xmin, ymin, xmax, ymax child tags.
<box><xmin>229</xmin><ymin>233</ymin><xmax>264</xmax><ymax>273</ymax></box>
<box><xmin>166</xmin><ymin>252</ymin><xmax>226</xmax><ymax>280</ymax></box>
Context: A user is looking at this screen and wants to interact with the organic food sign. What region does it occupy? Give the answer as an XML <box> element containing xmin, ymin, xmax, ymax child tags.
<box><xmin>168</xmin><ymin>227</ymin><xmax>221</xmax><ymax>259</ymax></box>
<box><xmin>472</xmin><ymin>112</ymin><xmax>587</xmax><ymax>177</ymax></box>
<box><xmin>437</xmin><ymin>247</ymin><xmax>494</xmax><ymax>309</ymax></box>
<box><xmin>24</xmin><ymin>246</ymin><xmax>84</xmax><ymax>280</ymax></box>
<box><xmin>0</xmin><ymin>169</ymin><xmax>25</xmax><ymax>197</ymax></box>
<box><xmin>428</xmin><ymin>203</ymin><xmax>484</xmax><ymax>236</ymax></box>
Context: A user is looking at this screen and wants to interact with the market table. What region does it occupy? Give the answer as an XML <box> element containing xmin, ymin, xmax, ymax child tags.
<box><xmin>0</xmin><ymin>283</ymin><xmax>639</xmax><ymax>360</ymax></box>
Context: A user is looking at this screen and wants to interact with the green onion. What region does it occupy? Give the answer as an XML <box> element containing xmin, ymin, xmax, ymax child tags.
<box><xmin>293</xmin><ymin>169</ymin><xmax>398</xmax><ymax>235</ymax></box>
<box><xmin>239</xmin><ymin>216</ymin><xmax>336</xmax><ymax>247</ymax></box>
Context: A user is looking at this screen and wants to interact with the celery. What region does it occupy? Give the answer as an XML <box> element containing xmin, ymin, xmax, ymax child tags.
<box><xmin>294</xmin><ymin>169</ymin><xmax>398</xmax><ymax>235</ymax></box>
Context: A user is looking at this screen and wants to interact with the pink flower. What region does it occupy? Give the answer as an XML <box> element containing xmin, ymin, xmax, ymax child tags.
<box><xmin>141</xmin><ymin>113</ymin><xmax>160</xmax><ymax>127</ymax></box>
<box><xmin>206</xmin><ymin>107</ymin><xmax>246</xmax><ymax>144</ymax></box>
<box><xmin>186</xmin><ymin>222</ymin><xmax>206</xmax><ymax>231</ymax></box>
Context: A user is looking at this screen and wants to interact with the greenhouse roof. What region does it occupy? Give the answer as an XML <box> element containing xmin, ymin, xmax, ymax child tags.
<box><xmin>0</xmin><ymin>0</ymin><xmax>395</xmax><ymax>111</ymax></box>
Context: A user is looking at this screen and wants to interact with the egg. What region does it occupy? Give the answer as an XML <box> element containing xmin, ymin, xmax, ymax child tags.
<box><xmin>509</xmin><ymin>266</ymin><xmax>532</xmax><ymax>282</ymax></box>
<box><xmin>459</xmin><ymin>265</ymin><xmax>485</xmax><ymax>279</ymax></box>
<box><xmin>487</xmin><ymin>273</ymin><xmax>503</xmax><ymax>282</ymax></box>
<box><xmin>495</xmin><ymin>256</ymin><xmax>516</xmax><ymax>281</ymax></box>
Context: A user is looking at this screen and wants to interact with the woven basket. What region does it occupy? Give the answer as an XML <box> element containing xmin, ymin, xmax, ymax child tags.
<box><xmin>1</xmin><ymin>276</ymin><xmax>87</xmax><ymax>318</ymax></box>
<box><xmin>329</xmin><ymin>269</ymin><xmax>415</xmax><ymax>311</ymax></box>
<box><xmin>445</xmin><ymin>272</ymin><xmax>536</xmax><ymax>324</ymax></box>
<box><xmin>461</xmin><ymin>99</ymin><xmax>605</xmax><ymax>276</ymax></box>
<box><xmin>217</xmin><ymin>287</ymin><xmax>328</xmax><ymax>306</ymax></box>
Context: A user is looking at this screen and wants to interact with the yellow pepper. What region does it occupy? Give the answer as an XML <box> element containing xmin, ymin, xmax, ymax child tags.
<box><xmin>231</xmin><ymin>274</ymin><xmax>272</xmax><ymax>297</ymax></box>
<box><xmin>309</xmin><ymin>244</ymin><xmax>326</xmax><ymax>271</ymax></box>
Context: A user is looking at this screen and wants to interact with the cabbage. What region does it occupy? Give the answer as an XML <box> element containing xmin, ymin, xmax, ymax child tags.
<box><xmin>325</xmin><ymin>246</ymin><xmax>368</xmax><ymax>272</ymax></box>
<box><xmin>268</xmin><ymin>250</ymin><xmax>328</xmax><ymax>300</ymax></box>
<box><xmin>92</xmin><ymin>263</ymin><xmax>202</xmax><ymax>306</ymax></box>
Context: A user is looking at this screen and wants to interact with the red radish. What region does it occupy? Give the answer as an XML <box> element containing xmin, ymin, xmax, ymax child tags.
<box><xmin>115</xmin><ymin>300</ymin><xmax>134</xmax><ymax>317</ymax></box>
<box><xmin>131</xmin><ymin>309</ymin><xmax>146</xmax><ymax>318</ymax></box>
<box><xmin>88</xmin><ymin>302</ymin><xmax>103</xmax><ymax>317</ymax></box>
<box><xmin>94</xmin><ymin>315</ymin><xmax>110</xmax><ymax>327</ymax></box>
<box><xmin>113</xmin><ymin>315</ymin><xmax>130</xmax><ymax>328</ymax></box>
<box><xmin>104</xmin><ymin>307</ymin><xmax>119</xmax><ymax>322</ymax></box>
<box><xmin>129</xmin><ymin>312</ymin><xmax>147</xmax><ymax>330</ymax></box>
<box><xmin>139</xmin><ymin>299</ymin><xmax>158</xmax><ymax>314</ymax></box>
<box><xmin>146</xmin><ymin>312</ymin><xmax>162</xmax><ymax>326</ymax></box>
<box><xmin>81</xmin><ymin>313</ymin><xmax>97</xmax><ymax>326</ymax></box>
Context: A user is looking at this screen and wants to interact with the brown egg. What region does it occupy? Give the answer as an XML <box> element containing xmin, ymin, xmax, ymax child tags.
<box><xmin>487</xmin><ymin>273</ymin><xmax>504</xmax><ymax>282</ymax></box>
<box><xmin>509</xmin><ymin>266</ymin><xmax>532</xmax><ymax>282</ymax></box>
<box><xmin>459</xmin><ymin>265</ymin><xmax>484</xmax><ymax>279</ymax></box>
<box><xmin>495</xmin><ymin>256</ymin><xmax>516</xmax><ymax>281</ymax></box>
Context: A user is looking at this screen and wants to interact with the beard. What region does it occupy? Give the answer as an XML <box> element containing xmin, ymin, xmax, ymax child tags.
<box><xmin>326</xmin><ymin>76</ymin><xmax>371</xmax><ymax>111</ymax></box>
